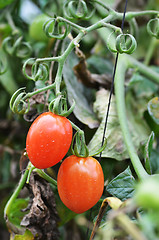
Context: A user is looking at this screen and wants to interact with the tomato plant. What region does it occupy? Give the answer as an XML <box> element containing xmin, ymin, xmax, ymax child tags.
<box><xmin>2</xmin><ymin>0</ymin><xmax>159</xmax><ymax>239</ymax></box>
<box><xmin>26</xmin><ymin>112</ymin><xmax>73</xmax><ymax>169</ymax></box>
<box><xmin>57</xmin><ymin>155</ymin><xmax>104</xmax><ymax>214</ymax></box>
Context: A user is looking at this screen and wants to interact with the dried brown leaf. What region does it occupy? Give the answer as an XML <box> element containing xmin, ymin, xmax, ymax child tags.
<box><xmin>21</xmin><ymin>173</ymin><xmax>60</xmax><ymax>240</ymax></box>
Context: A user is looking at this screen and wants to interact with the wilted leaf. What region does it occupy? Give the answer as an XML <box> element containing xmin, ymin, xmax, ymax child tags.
<box><xmin>21</xmin><ymin>173</ymin><xmax>60</xmax><ymax>240</ymax></box>
<box><xmin>63</xmin><ymin>48</ymin><xmax>99</xmax><ymax>129</ymax></box>
<box><xmin>148</xmin><ymin>97</ymin><xmax>159</xmax><ymax>125</ymax></box>
<box><xmin>106</xmin><ymin>167</ymin><xmax>136</xmax><ymax>201</ymax></box>
<box><xmin>88</xmin><ymin>89</ymin><xmax>129</xmax><ymax>160</ymax></box>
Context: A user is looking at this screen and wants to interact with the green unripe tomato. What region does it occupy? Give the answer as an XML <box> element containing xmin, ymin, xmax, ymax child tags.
<box><xmin>134</xmin><ymin>175</ymin><xmax>159</xmax><ymax>210</ymax></box>
<box><xmin>29</xmin><ymin>14</ymin><xmax>50</xmax><ymax>42</ymax></box>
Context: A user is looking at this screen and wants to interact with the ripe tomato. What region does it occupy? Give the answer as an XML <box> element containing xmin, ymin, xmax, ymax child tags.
<box><xmin>57</xmin><ymin>155</ymin><xmax>104</xmax><ymax>213</ymax></box>
<box><xmin>26</xmin><ymin>112</ymin><xmax>72</xmax><ymax>169</ymax></box>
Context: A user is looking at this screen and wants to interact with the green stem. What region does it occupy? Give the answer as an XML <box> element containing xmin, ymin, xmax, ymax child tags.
<box><xmin>23</xmin><ymin>83</ymin><xmax>56</xmax><ymax>101</ymax></box>
<box><xmin>115</xmin><ymin>10</ymin><xmax>159</xmax><ymax>21</ymax></box>
<box><xmin>6</xmin><ymin>11</ymin><xmax>19</xmax><ymax>34</ymax></box>
<box><xmin>4</xmin><ymin>162</ymin><xmax>31</xmax><ymax>219</ymax></box>
<box><xmin>122</xmin><ymin>10</ymin><xmax>159</xmax><ymax>20</ymax></box>
<box><xmin>93</xmin><ymin>0</ymin><xmax>114</xmax><ymax>12</ymax></box>
<box><xmin>26</xmin><ymin>165</ymin><xmax>35</xmax><ymax>184</ymax></box>
<box><xmin>57</xmin><ymin>17</ymin><xmax>84</xmax><ymax>31</ymax></box>
<box><xmin>115</xmin><ymin>54</ymin><xmax>148</xmax><ymax>180</ymax></box>
<box><xmin>69</xmin><ymin>120</ymin><xmax>83</xmax><ymax>133</ymax></box>
<box><xmin>36</xmin><ymin>56</ymin><xmax>61</xmax><ymax>63</ymax></box>
<box><xmin>35</xmin><ymin>169</ymin><xmax>57</xmax><ymax>187</ymax></box>
<box><xmin>55</xmin><ymin>62</ymin><xmax>64</xmax><ymax>95</ymax></box>
<box><xmin>144</xmin><ymin>38</ymin><xmax>159</xmax><ymax>65</ymax></box>
<box><xmin>127</xmin><ymin>54</ymin><xmax>159</xmax><ymax>84</ymax></box>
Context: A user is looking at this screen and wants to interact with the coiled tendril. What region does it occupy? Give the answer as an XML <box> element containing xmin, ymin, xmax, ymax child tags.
<box><xmin>49</xmin><ymin>94</ymin><xmax>75</xmax><ymax>117</ymax></box>
<box><xmin>23</xmin><ymin>58</ymin><xmax>49</xmax><ymax>81</ymax></box>
<box><xmin>147</xmin><ymin>18</ymin><xmax>159</xmax><ymax>39</ymax></box>
<box><xmin>2</xmin><ymin>35</ymin><xmax>32</xmax><ymax>58</ymax></box>
<box><xmin>10</xmin><ymin>87</ymin><xmax>30</xmax><ymax>114</ymax></box>
<box><xmin>115</xmin><ymin>33</ymin><xmax>137</xmax><ymax>54</ymax></box>
<box><xmin>107</xmin><ymin>32</ymin><xmax>137</xmax><ymax>54</ymax></box>
<box><xmin>43</xmin><ymin>18</ymin><xmax>70</xmax><ymax>39</ymax></box>
<box><xmin>63</xmin><ymin>0</ymin><xmax>95</xmax><ymax>20</ymax></box>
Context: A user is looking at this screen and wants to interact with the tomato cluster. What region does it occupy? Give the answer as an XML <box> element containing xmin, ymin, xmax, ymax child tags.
<box><xmin>26</xmin><ymin>112</ymin><xmax>104</xmax><ymax>213</ymax></box>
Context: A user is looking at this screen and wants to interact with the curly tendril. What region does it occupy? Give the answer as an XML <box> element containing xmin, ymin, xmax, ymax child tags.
<box><xmin>10</xmin><ymin>87</ymin><xmax>30</xmax><ymax>114</ymax></box>
<box><xmin>115</xmin><ymin>33</ymin><xmax>137</xmax><ymax>54</ymax></box>
<box><xmin>2</xmin><ymin>35</ymin><xmax>32</xmax><ymax>58</ymax></box>
<box><xmin>147</xmin><ymin>18</ymin><xmax>159</xmax><ymax>39</ymax></box>
<box><xmin>43</xmin><ymin>18</ymin><xmax>70</xmax><ymax>40</ymax></box>
<box><xmin>49</xmin><ymin>95</ymin><xmax>75</xmax><ymax>117</ymax></box>
<box><xmin>129</xmin><ymin>18</ymin><xmax>139</xmax><ymax>39</ymax></box>
<box><xmin>63</xmin><ymin>0</ymin><xmax>95</xmax><ymax>20</ymax></box>
<box><xmin>107</xmin><ymin>31</ymin><xmax>118</xmax><ymax>53</ymax></box>
<box><xmin>23</xmin><ymin>58</ymin><xmax>49</xmax><ymax>81</ymax></box>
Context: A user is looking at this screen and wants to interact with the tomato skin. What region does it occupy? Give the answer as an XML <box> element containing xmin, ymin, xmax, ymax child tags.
<box><xmin>26</xmin><ymin>112</ymin><xmax>72</xmax><ymax>169</ymax></box>
<box><xmin>57</xmin><ymin>155</ymin><xmax>104</xmax><ymax>214</ymax></box>
<box><xmin>29</xmin><ymin>14</ymin><xmax>50</xmax><ymax>42</ymax></box>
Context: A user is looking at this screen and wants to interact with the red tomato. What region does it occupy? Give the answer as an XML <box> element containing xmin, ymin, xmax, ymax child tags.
<box><xmin>57</xmin><ymin>155</ymin><xmax>104</xmax><ymax>213</ymax></box>
<box><xmin>26</xmin><ymin>112</ymin><xmax>72</xmax><ymax>169</ymax></box>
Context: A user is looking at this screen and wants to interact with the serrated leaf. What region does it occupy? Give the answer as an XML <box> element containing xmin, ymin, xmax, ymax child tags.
<box><xmin>144</xmin><ymin>132</ymin><xmax>154</xmax><ymax>174</ymax></box>
<box><xmin>148</xmin><ymin>97</ymin><xmax>159</xmax><ymax>125</ymax></box>
<box><xmin>63</xmin><ymin>45</ymin><xmax>99</xmax><ymax>129</ymax></box>
<box><xmin>106</xmin><ymin>167</ymin><xmax>136</xmax><ymax>201</ymax></box>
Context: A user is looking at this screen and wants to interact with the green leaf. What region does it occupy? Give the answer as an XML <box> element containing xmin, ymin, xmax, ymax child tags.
<box><xmin>128</xmin><ymin>73</ymin><xmax>158</xmax><ymax>97</ymax></box>
<box><xmin>0</xmin><ymin>50</ymin><xmax>18</xmax><ymax>94</ymax></box>
<box><xmin>149</xmin><ymin>149</ymin><xmax>159</xmax><ymax>174</ymax></box>
<box><xmin>144</xmin><ymin>132</ymin><xmax>154</xmax><ymax>174</ymax></box>
<box><xmin>87</xmin><ymin>55</ymin><xmax>113</xmax><ymax>74</ymax></box>
<box><xmin>55</xmin><ymin>193</ymin><xmax>77</xmax><ymax>226</ymax></box>
<box><xmin>106</xmin><ymin>167</ymin><xmax>136</xmax><ymax>201</ymax></box>
<box><xmin>63</xmin><ymin>45</ymin><xmax>99</xmax><ymax>129</ymax></box>
<box><xmin>13</xmin><ymin>230</ymin><xmax>34</xmax><ymax>240</ymax></box>
<box><xmin>8</xmin><ymin>198</ymin><xmax>29</xmax><ymax>228</ymax></box>
<box><xmin>0</xmin><ymin>0</ymin><xmax>15</xmax><ymax>8</ymax></box>
<box><xmin>148</xmin><ymin>97</ymin><xmax>159</xmax><ymax>125</ymax></box>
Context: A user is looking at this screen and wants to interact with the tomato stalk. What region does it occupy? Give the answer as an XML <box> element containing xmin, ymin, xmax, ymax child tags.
<box><xmin>4</xmin><ymin>161</ymin><xmax>57</xmax><ymax>220</ymax></box>
<box><xmin>4</xmin><ymin>162</ymin><xmax>31</xmax><ymax>219</ymax></box>
<box><xmin>114</xmin><ymin>55</ymin><xmax>149</xmax><ymax>180</ymax></box>
<box><xmin>35</xmin><ymin>169</ymin><xmax>57</xmax><ymax>187</ymax></box>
